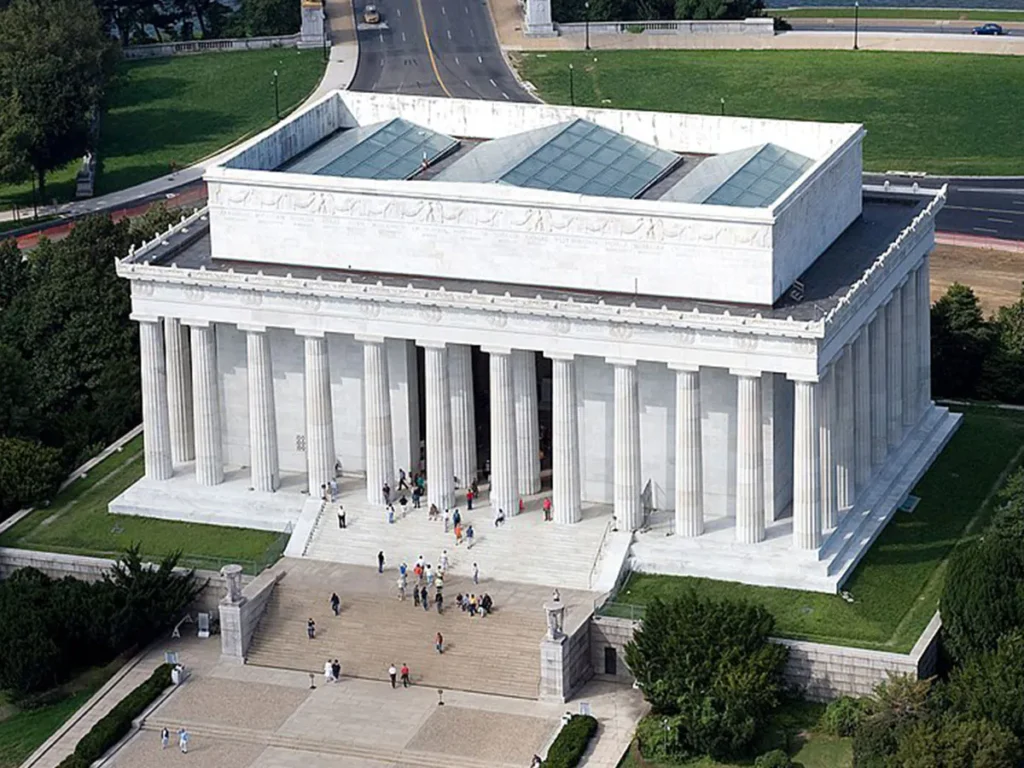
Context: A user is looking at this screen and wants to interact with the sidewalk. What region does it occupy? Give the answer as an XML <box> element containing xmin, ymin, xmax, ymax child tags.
<box><xmin>0</xmin><ymin>2</ymin><xmax>358</xmax><ymax>226</ymax></box>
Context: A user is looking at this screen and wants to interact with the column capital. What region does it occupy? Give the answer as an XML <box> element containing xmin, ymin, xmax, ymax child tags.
<box><xmin>729</xmin><ymin>368</ymin><xmax>763</xmax><ymax>379</ymax></box>
<box><xmin>355</xmin><ymin>334</ymin><xmax>386</xmax><ymax>345</ymax></box>
<box><xmin>605</xmin><ymin>357</ymin><xmax>637</xmax><ymax>367</ymax></box>
<box><xmin>295</xmin><ymin>328</ymin><xmax>326</xmax><ymax>339</ymax></box>
<box><xmin>237</xmin><ymin>323</ymin><xmax>267</xmax><ymax>334</ymax></box>
<box><xmin>481</xmin><ymin>345</ymin><xmax>512</xmax><ymax>355</ymax></box>
<box><xmin>130</xmin><ymin>312</ymin><xmax>162</xmax><ymax>324</ymax></box>
<box><xmin>787</xmin><ymin>373</ymin><xmax>820</xmax><ymax>384</ymax></box>
<box><xmin>668</xmin><ymin>362</ymin><xmax>700</xmax><ymax>373</ymax></box>
<box><xmin>418</xmin><ymin>339</ymin><xmax>448</xmax><ymax>350</ymax></box>
<box><xmin>543</xmin><ymin>351</ymin><xmax>576</xmax><ymax>361</ymax></box>
<box><xmin>182</xmin><ymin>318</ymin><xmax>212</xmax><ymax>329</ymax></box>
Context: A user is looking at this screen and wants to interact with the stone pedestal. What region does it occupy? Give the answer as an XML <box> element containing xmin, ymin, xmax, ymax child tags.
<box><xmin>546</xmin><ymin>601</ymin><xmax>566</xmax><ymax>640</ymax></box>
<box><xmin>299</xmin><ymin>0</ymin><xmax>326</xmax><ymax>48</ymax></box>
<box><xmin>222</xmin><ymin>564</ymin><xmax>245</xmax><ymax>603</ymax></box>
<box><xmin>524</xmin><ymin>0</ymin><xmax>557</xmax><ymax>36</ymax></box>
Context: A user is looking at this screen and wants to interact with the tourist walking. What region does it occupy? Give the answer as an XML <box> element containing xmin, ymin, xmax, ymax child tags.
<box><xmin>330</xmin><ymin>592</ymin><xmax>340</xmax><ymax>616</ymax></box>
<box><xmin>161</xmin><ymin>727</ymin><xmax>169</xmax><ymax>749</ymax></box>
<box><xmin>337</xmin><ymin>506</ymin><xmax>346</xmax><ymax>529</ymax></box>
<box><xmin>435</xmin><ymin>631</ymin><xmax>444</xmax><ymax>653</ymax></box>
<box><xmin>332</xmin><ymin>659</ymin><xmax>341</xmax><ymax>681</ymax></box>
<box><xmin>398</xmin><ymin>468</ymin><xmax>408</xmax><ymax>491</ymax></box>
<box><xmin>401</xmin><ymin>663</ymin><xmax>410</xmax><ymax>687</ymax></box>
<box><xmin>329</xmin><ymin>478</ymin><xmax>338</xmax><ymax>501</ymax></box>
<box><xmin>397</xmin><ymin>572</ymin><xmax>407</xmax><ymax>601</ymax></box>
<box><xmin>382</xmin><ymin>482</ymin><xmax>391</xmax><ymax>505</ymax></box>
<box><xmin>378</xmin><ymin>550</ymin><xmax>385</xmax><ymax>573</ymax></box>
<box><xmin>473</xmin><ymin>562</ymin><xmax>479</xmax><ymax>585</ymax></box>
<box><xmin>494</xmin><ymin>508</ymin><xmax>505</xmax><ymax>527</ymax></box>
<box><xmin>435</xmin><ymin>589</ymin><xmax>444</xmax><ymax>614</ymax></box>
<box><xmin>421</xmin><ymin>585</ymin><xmax>429</xmax><ymax>612</ymax></box>
<box><xmin>413</xmin><ymin>581</ymin><xmax>421</xmax><ymax>606</ymax></box>
<box><xmin>466</xmin><ymin>488</ymin><xmax>474</xmax><ymax>510</ymax></box>
<box><xmin>426</xmin><ymin>564</ymin><xmax>434</xmax><ymax>586</ymax></box>
<box><xmin>452</xmin><ymin>508</ymin><xmax>461</xmax><ymax>528</ymax></box>
<box><xmin>387</xmin><ymin>501</ymin><xmax>395</xmax><ymax>524</ymax></box>
<box><xmin>466</xmin><ymin>525</ymin><xmax>474</xmax><ymax>548</ymax></box>
<box><xmin>389</xmin><ymin>663</ymin><xmax>397</xmax><ymax>688</ymax></box>
<box><xmin>178</xmin><ymin>728</ymin><xmax>189</xmax><ymax>754</ymax></box>
<box><xmin>412</xmin><ymin>486</ymin><xmax>422</xmax><ymax>508</ymax></box>
<box><xmin>443</xmin><ymin>507</ymin><xmax>451</xmax><ymax>532</ymax></box>
<box><xmin>324</xmin><ymin>658</ymin><xmax>333</xmax><ymax>683</ymax></box>
<box><xmin>454</xmin><ymin>522</ymin><xmax>463</xmax><ymax>545</ymax></box>
<box><xmin>543</xmin><ymin>497</ymin><xmax>552</xmax><ymax>522</ymax></box>
<box><xmin>307</xmin><ymin>618</ymin><xmax>316</xmax><ymax>639</ymax></box>
<box><xmin>439</xmin><ymin>549</ymin><xmax>449</xmax><ymax>572</ymax></box>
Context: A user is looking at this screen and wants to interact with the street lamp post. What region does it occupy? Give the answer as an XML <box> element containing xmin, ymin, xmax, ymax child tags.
<box><xmin>568</xmin><ymin>63</ymin><xmax>575</xmax><ymax>106</ymax></box>
<box><xmin>584</xmin><ymin>1</ymin><xmax>590</xmax><ymax>51</ymax></box>
<box><xmin>720</xmin><ymin>97</ymin><xmax>725</xmax><ymax>116</ymax></box>
<box><xmin>853</xmin><ymin>0</ymin><xmax>860</xmax><ymax>50</ymax></box>
<box><xmin>272</xmin><ymin>69</ymin><xmax>280</xmax><ymax>121</ymax></box>
<box><xmin>322</xmin><ymin>7</ymin><xmax>329</xmax><ymax>62</ymax></box>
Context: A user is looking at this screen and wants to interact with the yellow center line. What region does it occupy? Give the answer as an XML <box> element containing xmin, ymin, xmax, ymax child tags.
<box><xmin>414</xmin><ymin>0</ymin><xmax>454</xmax><ymax>98</ymax></box>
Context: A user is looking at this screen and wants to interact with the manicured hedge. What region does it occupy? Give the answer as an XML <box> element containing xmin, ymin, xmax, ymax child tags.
<box><xmin>543</xmin><ymin>714</ymin><xmax>598</xmax><ymax>768</ymax></box>
<box><xmin>56</xmin><ymin>663</ymin><xmax>172</xmax><ymax>768</ymax></box>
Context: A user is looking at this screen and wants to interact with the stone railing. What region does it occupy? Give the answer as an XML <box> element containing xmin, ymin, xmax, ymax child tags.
<box><xmin>822</xmin><ymin>184</ymin><xmax>947</xmax><ymax>334</ymax></box>
<box><xmin>556</xmin><ymin>17</ymin><xmax>774</xmax><ymax>37</ymax></box>
<box><xmin>122</xmin><ymin>34</ymin><xmax>302</xmax><ymax>60</ymax></box>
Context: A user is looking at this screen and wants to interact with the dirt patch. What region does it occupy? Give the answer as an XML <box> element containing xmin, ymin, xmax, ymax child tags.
<box><xmin>930</xmin><ymin>244</ymin><xmax>1024</xmax><ymax>316</ymax></box>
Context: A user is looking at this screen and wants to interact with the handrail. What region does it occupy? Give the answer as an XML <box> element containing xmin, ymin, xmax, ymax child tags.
<box><xmin>587</xmin><ymin>516</ymin><xmax>613</xmax><ymax>590</ymax></box>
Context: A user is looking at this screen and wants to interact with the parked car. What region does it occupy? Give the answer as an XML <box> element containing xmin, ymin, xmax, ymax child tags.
<box><xmin>972</xmin><ymin>23</ymin><xmax>1005</xmax><ymax>35</ymax></box>
<box><xmin>363</xmin><ymin>4</ymin><xmax>381</xmax><ymax>23</ymax></box>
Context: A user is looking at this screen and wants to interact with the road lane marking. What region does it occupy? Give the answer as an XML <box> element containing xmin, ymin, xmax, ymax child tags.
<box><xmin>379</xmin><ymin>33</ymin><xmax>383</xmax><ymax>42</ymax></box>
<box><xmin>469</xmin><ymin>28</ymin><xmax>474</xmax><ymax>36</ymax></box>
<box><xmin>442</xmin><ymin>4</ymin><xmax>445</xmax><ymax>11</ymax></box>
<box><xmin>989</xmin><ymin>218</ymin><xmax>1013</xmax><ymax>224</ymax></box>
<box><xmin>489</xmin><ymin>78</ymin><xmax>497</xmax><ymax>87</ymax></box>
<box><xmin>477</xmin><ymin>55</ymin><xmax>482</xmax><ymax>63</ymax></box>
<box><xmin>502</xmin><ymin>92</ymin><xmax>509</xmax><ymax>100</ymax></box>
<box><xmin>402</xmin><ymin>32</ymin><xmax>406</xmax><ymax>40</ymax></box>
<box><xmin>954</xmin><ymin>187</ymin><xmax>1024</xmax><ymax>195</ymax></box>
<box><xmin>945</xmin><ymin>205</ymin><xmax>1024</xmax><ymax>217</ymax></box>
<box><xmin>411</xmin><ymin>0</ymin><xmax>453</xmax><ymax>97</ymax></box>
<box><xmin>455</xmin><ymin>56</ymin><xmax>460</xmax><ymax>64</ymax></box>
<box><xmin>447</xmin><ymin>29</ymin><xmax>452</xmax><ymax>38</ymax></box>
<box><xmin>973</xmin><ymin>227</ymin><xmax>999</xmax><ymax>234</ymax></box>
<box><xmin>396</xmin><ymin>7</ymin><xmax>401</xmax><ymax>15</ymax></box>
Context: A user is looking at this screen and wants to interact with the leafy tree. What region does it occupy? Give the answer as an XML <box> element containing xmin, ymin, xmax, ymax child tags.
<box><xmin>945</xmin><ymin>631</ymin><xmax>1024</xmax><ymax>740</ymax></box>
<box><xmin>675</xmin><ymin>0</ymin><xmax>763</xmax><ymax>21</ymax></box>
<box><xmin>0</xmin><ymin>437</ymin><xmax>63</xmax><ymax>516</ymax></box>
<box><xmin>990</xmin><ymin>468</ymin><xmax>1024</xmax><ymax>542</ymax></box>
<box><xmin>0</xmin><ymin>0</ymin><xmax>116</xmax><ymax>199</ymax></box>
<box><xmin>241</xmin><ymin>0</ymin><xmax>299</xmax><ymax>36</ymax></box>
<box><xmin>0</xmin><ymin>238</ymin><xmax>28</xmax><ymax>312</ymax></box>
<box><xmin>625</xmin><ymin>593</ymin><xmax>788</xmax><ymax>761</ymax></box>
<box><xmin>980</xmin><ymin>284</ymin><xmax>1024</xmax><ymax>404</ymax></box>
<box><xmin>852</xmin><ymin>674</ymin><xmax>935</xmax><ymax>768</ymax></box>
<box><xmin>930</xmin><ymin>283</ymin><xmax>993</xmax><ymax>399</ymax></box>
<box><xmin>893</xmin><ymin>715</ymin><xmax>1021</xmax><ymax>768</ymax></box>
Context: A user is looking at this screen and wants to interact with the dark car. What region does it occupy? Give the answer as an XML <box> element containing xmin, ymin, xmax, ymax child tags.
<box><xmin>972</xmin><ymin>23</ymin><xmax>1005</xmax><ymax>35</ymax></box>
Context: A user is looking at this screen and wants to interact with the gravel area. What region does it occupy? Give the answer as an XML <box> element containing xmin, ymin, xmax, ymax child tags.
<box><xmin>404</xmin><ymin>705</ymin><xmax>556</xmax><ymax>764</ymax></box>
<box><xmin>108</xmin><ymin>732</ymin><xmax>266</xmax><ymax>767</ymax></box>
<box><xmin>153</xmin><ymin>678</ymin><xmax>311</xmax><ymax>731</ymax></box>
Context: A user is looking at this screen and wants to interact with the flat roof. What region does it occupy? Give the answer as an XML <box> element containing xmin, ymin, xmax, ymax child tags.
<box><xmin>139</xmin><ymin>192</ymin><xmax>927</xmax><ymax>323</ymax></box>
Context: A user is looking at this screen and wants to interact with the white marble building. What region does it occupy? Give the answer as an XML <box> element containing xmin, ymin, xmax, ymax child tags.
<box><xmin>112</xmin><ymin>91</ymin><xmax>959</xmax><ymax>592</ymax></box>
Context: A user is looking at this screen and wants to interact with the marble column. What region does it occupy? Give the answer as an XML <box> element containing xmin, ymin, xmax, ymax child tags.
<box><xmin>611</xmin><ymin>359</ymin><xmax>642</xmax><ymax>532</ymax></box>
<box><xmin>302</xmin><ymin>332</ymin><xmax>335</xmax><ymax>496</ymax></box>
<box><xmin>362</xmin><ymin>336</ymin><xmax>395</xmax><ymax>505</ymax></box>
<box><xmin>448</xmin><ymin>343</ymin><xmax>476</xmax><ymax>489</ymax></box>
<box><xmin>918</xmin><ymin>258</ymin><xmax>932</xmax><ymax>412</ymax></box>
<box><xmin>487</xmin><ymin>348</ymin><xmax>519</xmax><ymax>517</ymax></box>
<box><xmin>886</xmin><ymin>292</ymin><xmax>904</xmax><ymax>448</ymax></box>
<box><xmin>164</xmin><ymin>317</ymin><xmax>194</xmax><ymax>464</ymax></box>
<box><xmin>550</xmin><ymin>354</ymin><xmax>581</xmax><ymax>524</ymax></box>
<box><xmin>244</xmin><ymin>326</ymin><xmax>279</xmax><ymax>492</ymax></box>
<box><xmin>869</xmin><ymin>311</ymin><xmax>888</xmax><ymax>467</ymax></box>
<box><xmin>672</xmin><ymin>365</ymin><xmax>704</xmax><ymax>538</ymax></box>
<box><xmin>819</xmin><ymin>364</ymin><xmax>838</xmax><ymax>531</ymax></box>
<box><xmin>853</xmin><ymin>330</ymin><xmax>872</xmax><ymax>493</ymax></box>
<box><xmin>513</xmin><ymin>349</ymin><xmax>541</xmax><ymax>496</ymax></box>
<box><xmin>137</xmin><ymin>317</ymin><xmax>173</xmax><ymax>480</ymax></box>
<box><xmin>190</xmin><ymin>322</ymin><xmax>223</xmax><ymax>486</ymax></box>
<box><xmin>835</xmin><ymin>346</ymin><xmax>856</xmax><ymax>514</ymax></box>
<box><xmin>792</xmin><ymin>378</ymin><xmax>821</xmax><ymax>550</ymax></box>
<box><xmin>733</xmin><ymin>371</ymin><xmax>764</xmax><ymax>544</ymax></box>
<box><xmin>901</xmin><ymin>277</ymin><xmax>919</xmax><ymax>427</ymax></box>
<box><xmin>423</xmin><ymin>343</ymin><xmax>455</xmax><ymax>511</ymax></box>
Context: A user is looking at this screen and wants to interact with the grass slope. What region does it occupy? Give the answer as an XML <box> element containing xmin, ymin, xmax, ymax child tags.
<box><xmin>0</xmin><ymin>435</ymin><xmax>285</xmax><ymax>573</ymax></box>
<box><xmin>773</xmin><ymin>7</ymin><xmax>1024</xmax><ymax>21</ymax></box>
<box><xmin>607</xmin><ymin>407</ymin><xmax>1024</xmax><ymax>651</ymax></box>
<box><xmin>0</xmin><ymin>690</ymin><xmax>93</xmax><ymax>768</ymax></box>
<box><xmin>0</xmin><ymin>48</ymin><xmax>325</xmax><ymax>207</ymax></box>
<box><xmin>516</xmin><ymin>50</ymin><xmax>1024</xmax><ymax>175</ymax></box>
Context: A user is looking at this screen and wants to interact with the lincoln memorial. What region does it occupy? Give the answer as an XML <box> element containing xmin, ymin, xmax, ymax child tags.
<box><xmin>112</xmin><ymin>91</ymin><xmax>960</xmax><ymax>593</ymax></box>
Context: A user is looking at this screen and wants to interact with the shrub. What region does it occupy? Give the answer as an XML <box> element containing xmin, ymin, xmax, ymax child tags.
<box><xmin>945</xmin><ymin>631</ymin><xmax>1024</xmax><ymax>740</ymax></box>
<box><xmin>820</xmin><ymin>696</ymin><xmax>869</xmax><ymax>737</ymax></box>
<box><xmin>941</xmin><ymin>535</ymin><xmax>1024</xmax><ymax>664</ymax></box>
<box><xmin>542</xmin><ymin>714</ymin><xmax>598</xmax><ymax>768</ymax></box>
<box><xmin>0</xmin><ymin>436</ymin><xmax>64</xmax><ymax>517</ymax></box>
<box><xmin>625</xmin><ymin>592</ymin><xmax>788</xmax><ymax>761</ymax></box>
<box><xmin>852</xmin><ymin>675</ymin><xmax>934</xmax><ymax>768</ymax></box>
<box><xmin>852</xmin><ymin>711</ymin><xmax>903</xmax><ymax>768</ymax></box>
<box><xmin>893</xmin><ymin>715</ymin><xmax>1021</xmax><ymax>768</ymax></box>
<box><xmin>754</xmin><ymin>749</ymin><xmax>793</xmax><ymax>768</ymax></box>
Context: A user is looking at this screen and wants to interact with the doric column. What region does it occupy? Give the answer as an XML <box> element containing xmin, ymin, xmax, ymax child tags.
<box><xmin>164</xmin><ymin>317</ymin><xmax>194</xmax><ymax>464</ymax></box>
<box><xmin>901</xmin><ymin>276</ymin><xmax>918</xmax><ymax>427</ymax></box>
<box><xmin>886</xmin><ymin>292</ymin><xmax>904</xmax><ymax>448</ymax></box>
<box><xmin>301</xmin><ymin>331</ymin><xmax>335</xmax><ymax>495</ymax></box>
<box><xmin>733</xmin><ymin>370</ymin><xmax>764</xmax><ymax>544</ymax></box>
<box><xmin>819</xmin><ymin>364</ymin><xmax>838</xmax><ymax>531</ymax></box>
<box><xmin>422</xmin><ymin>342</ymin><xmax>455</xmax><ymax>511</ymax></box>
<box><xmin>513</xmin><ymin>349</ymin><xmax>541</xmax><ymax>496</ymax></box>
<box><xmin>672</xmin><ymin>365</ymin><xmax>704</xmax><ymax>538</ymax></box>
<box><xmin>917</xmin><ymin>258</ymin><xmax>932</xmax><ymax>412</ymax></box>
<box><xmin>835</xmin><ymin>346</ymin><xmax>855</xmax><ymax>514</ymax></box>
<box><xmin>448</xmin><ymin>343</ymin><xmax>476</xmax><ymax>489</ymax></box>
<box><xmin>853</xmin><ymin>330</ymin><xmax>872</xmax><ymax>493</ymax></box>
<box><xmin>792</xmin><ymin>378</ymin><xmax>821</xmax><ymax>550</ymax></box>
<box><xmin>361</xmin><ymin>336</ymin><xmax>395</xmax><ymax>505</ymax></box>
<box><xmin>189</xmin><ymin>322</ymin><xmax>223</xmax><ymax>486</ymax></box>
<box><xmin>869</xmin><ymin>311</ymin><xmax>888</xmax><ymax>467</ymax></box>
<box><xmin>136</xmin><ymin>316</ymin><xmax>173</xmax><ymax>480</ymax></box>
<box><xmin>550</xmin><ymin>354</ymin><xmax>581</xmax><ymax>524</ymax></box>
<box><xmin>611</xmin><ymin>359</ymin><xmax>642</xmax><ymax>532</ymax></box>
<box><xmin>243</xmin><ymin>326</ymin><xmax>279</xmax><ymax>493</ymax></box>
<box><xmin>487</xmin><ymin>348</ymin><xmax>519</xmax><ymax>517</ymax></box>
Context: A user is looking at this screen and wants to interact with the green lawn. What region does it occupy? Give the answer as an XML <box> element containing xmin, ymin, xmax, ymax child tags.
<box><xmin>0</xmin><ymin>48</ymin><xmax>325</xmax><ymax>208</ymax></box>
<box><xmin>618</xmin><ymin>700</ymin><xmax>852</xmax><ymax>768</ymax></box>
<box><xmin>0</xmin><ymin>690</ymin><xmax>93</xmax><ymax>767</ymax></box>
<box><xmin>515</xmin><ymin>50</ymin><xmax>1024</xmax><ymax>175</ymax></box>
<box><xmin>772</xmin><ymin>7</ymin><xmax>1024</xmax><ymax>21</ymax></box>
<box><xmin>0</xmin><ymin>435</ymin><xmax>287</xmax><ymax>574</ymax></box>
<box><xmin>604</xmin><ymin>407</ymin><xmax>1024</xmax><ymax>651</ymax></box>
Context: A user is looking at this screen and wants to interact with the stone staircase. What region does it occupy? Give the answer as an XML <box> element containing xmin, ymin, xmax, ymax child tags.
<box><xmin>244</xmin><ymin>564</ymin><xmax>560</xmax><ymax>700</ymax></box>
<box><xmin>138</xmin><ymin>720</ymin><xmax>521</xmax><ymax>768</ymax></box>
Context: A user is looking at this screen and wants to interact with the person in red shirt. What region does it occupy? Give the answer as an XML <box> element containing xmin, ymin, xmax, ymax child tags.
<box><xmin>466</xmin><ymin>489</ymin><xmax>474</xmax><ymax>510</ymax></box>
<box><xmin>543</xmin><ymin>497</ymin><xmax>552</xmax><ymax>521</ymax></box>
<box><xmin>400</xmin><ymin>663</ymin><xmax>410</xmax><ymax>687</ymax></box>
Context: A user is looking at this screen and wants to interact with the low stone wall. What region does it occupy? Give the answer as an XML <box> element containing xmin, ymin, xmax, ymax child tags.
<box><xmin>0</xmin><ymin>547</ymin><xmax>246</xmax><ymax>617</ymax></box>
<box><xmin>219</xmin><ymin>566</ymin><xmax>283</xmax><ymax>662</ymax></box>
<box><xmin>122</xmin><ymin>34</ymin><xmax>302</xmax><ymax>60</ymax></box>
<box><xmin>556</xmin><ymin>17</ymin><xmax>774</xmax><ymax>37</ymax></box>
<box><xmin>589</xmin><ymin>612</ymin><xmax>943</xmax><ymax>702</ymax></box>
<box><xmin>540</xmin><ymin>605</ymin><xmax>596</xmax><ymax>702</ymax></box>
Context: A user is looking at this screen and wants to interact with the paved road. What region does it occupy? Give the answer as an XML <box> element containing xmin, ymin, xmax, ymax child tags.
<box><xmin>864</xmin><ymin>173</ymin><xmax>1024</xmax><ymax>241</ymax></box>
<box><xmin>790</xmin><ymin>20</ymin><xmax>1019</xmax><ymax>35</ymax></box>
<box><xmin>350</xmin><ymin>0</ymin><xmax>532</xmax><ymax>100</ymax></box>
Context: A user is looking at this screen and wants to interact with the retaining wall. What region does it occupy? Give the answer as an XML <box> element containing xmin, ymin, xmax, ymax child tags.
<box><xmin>555</xmin><ymin>17</ymin><xmax>774</xmax><ymax>37</ymax></box>
<box><xmin>219</xmin><ymin>566</ymin><xmax>283</xmax><ymax>662</ymax></box>
<box><xmin>122</xmin><ymin>34</ymin><xmax>302</xmax><ymax>60</ymax></box>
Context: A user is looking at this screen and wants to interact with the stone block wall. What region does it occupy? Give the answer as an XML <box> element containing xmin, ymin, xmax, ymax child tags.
<box><xmin>540</xmin><ymin>609</ymin><xmax>595</xmax><ymax>702</ymax></box>
<box><xmin>219</xmin><ymin>567</ymin><xmax>283</xmax><ymax>662</ymax></box>
<box><xmin>589</xmin><ymin>612</ymin><xmax>943</xmax><ymax>702</ymax></box>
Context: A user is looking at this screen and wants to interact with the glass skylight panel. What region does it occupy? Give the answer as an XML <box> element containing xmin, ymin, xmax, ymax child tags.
<box><xmin>704</xmin><ymin>145</ymin><xmax>812</xmax><ymax>208</ymax></box>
